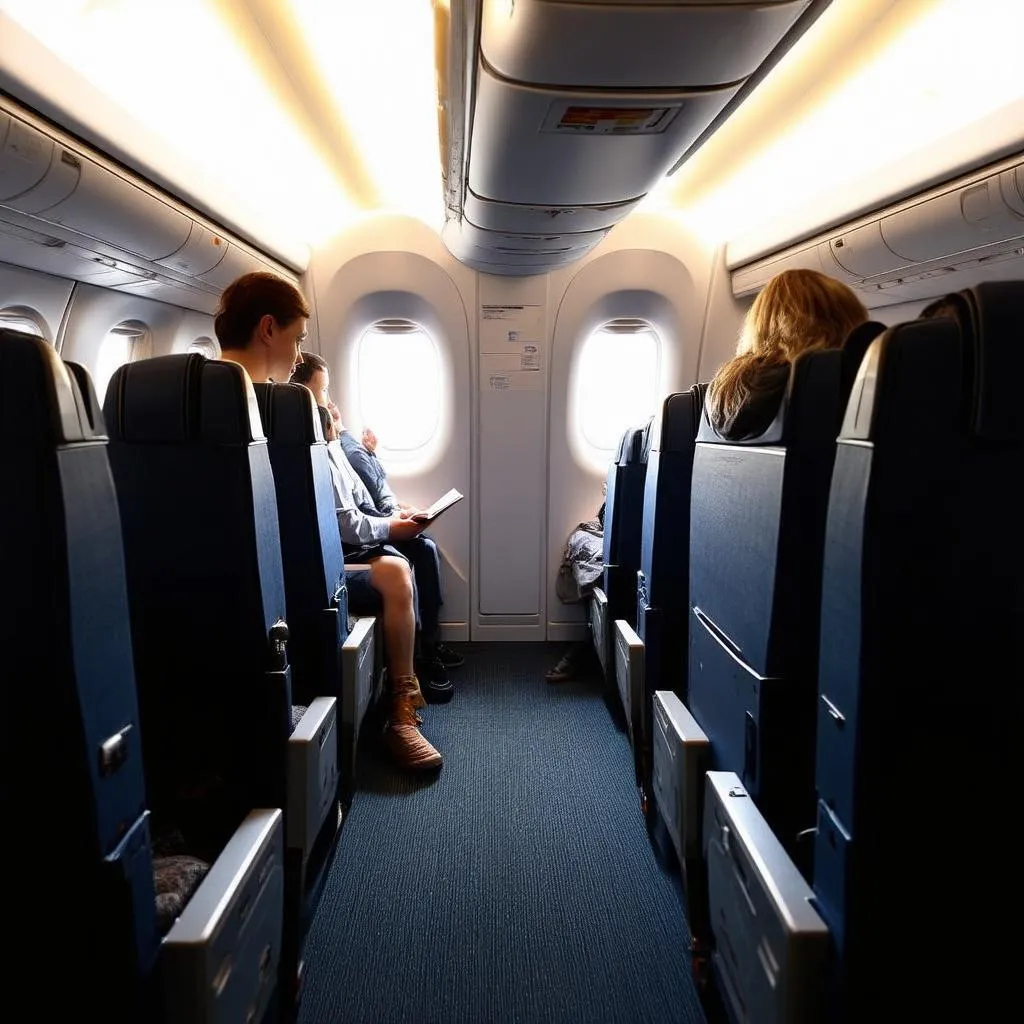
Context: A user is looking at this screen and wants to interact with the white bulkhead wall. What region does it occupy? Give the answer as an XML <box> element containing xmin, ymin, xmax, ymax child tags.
<box><xmin>308</xmin><ymin>211</ymin><xmax>730</xmax><ymax>641</ymax></box>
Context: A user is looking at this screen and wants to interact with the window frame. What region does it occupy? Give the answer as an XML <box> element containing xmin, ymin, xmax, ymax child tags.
<box><xmin>0</xmin><ymin>305</ymin><xmax>49</xmax><ymax>341</ymax></box>
<box><xmin>94</xmin><ymin>319</ymin><xmax>151</xmax><ymax>403</ymax></box>
<box><xmin>187</xmin><ymin>335</ymin><xmax>220</xmax><ymax>358</ymax></box>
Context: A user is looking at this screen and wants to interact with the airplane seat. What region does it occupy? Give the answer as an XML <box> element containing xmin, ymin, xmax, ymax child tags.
<box><xmin>103</xmin><ymin>353</ymin><xmax>325</xmax><ymax>1011</ymax></box>
<box><xmin>812</xmin><ymin>282</ymin><xmax>1024</xmax><ymax>1020</ymax></box>
<box><xmin>1</xmin><ymin>333</ymin><xmax>284</xmax><ymax>1023</ymax></box>
<box><xmin>252</xmin><ymin>381</ymin><xmax>376</xmax><ymax>808</ymax></box>
<box><xmin>627</xmin><ymin>386</ymin><xmax>706</xmax><ymax>793</ymax></box>
<box><xmin>688</xmin><ymin>321</ymin><xmax>885</xmax><ymax>870</ymax></box>
<box><xmin>591</xmin><ymin>421</ymin><xmax>652</xmax><ymax>692</ymax></box>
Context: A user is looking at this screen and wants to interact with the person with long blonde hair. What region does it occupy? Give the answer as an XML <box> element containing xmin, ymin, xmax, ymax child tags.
<box><xmin>707</xmin><ymin>268</ymin><xmax>868</xmax><ymax>439</ymax></box>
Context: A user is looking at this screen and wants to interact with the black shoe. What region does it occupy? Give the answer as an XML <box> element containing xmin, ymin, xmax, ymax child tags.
<box><xmin>416</xmin><ymin>657</ymin><xmax>455</xmax><ymax>704</ymax></box>
<box><xmin>433</xmin><ymin>642</ymin><xmax>465</xmax><ymax>668</ymax></box>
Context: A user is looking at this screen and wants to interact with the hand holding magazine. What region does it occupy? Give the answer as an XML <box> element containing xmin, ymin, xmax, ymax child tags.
<box><xmin>411</xmin><ymin>488</ymin><xmax>463</xmax><ymax>524</ymax></box>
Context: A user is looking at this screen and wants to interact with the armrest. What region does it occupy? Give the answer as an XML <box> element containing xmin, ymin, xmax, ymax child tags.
<box><xmin>613</xmin><ymin>619</ymin><xmax>644</xmax><ymax>743</ymax></box>
<box><xmin>341</xmin><ymin>616</ymin><xmax>376</xmax><ymax>726</ymax></box>
<box><xmin>652</xmin><ymin>691</ymin><xmax>709</xmax><ymax>862</ymax></box>
<box><xmin>704</xmin><ymin>772</ymin><xmax>829</xmax><ymax>1024</ymax></box>
<box><xmin>161</xmin><ymin>808</ymin><xmax>284</xmax><ymax>1024</ymax></box>
<box><xmin>286</xmin><ymin>697</ymin><xmax>340</xmax><ymax>859</ymax></box>
<box><xmin>590</xmin><ymin>589</ymin><xmax>608</xmax><ymax>673</ymax></box>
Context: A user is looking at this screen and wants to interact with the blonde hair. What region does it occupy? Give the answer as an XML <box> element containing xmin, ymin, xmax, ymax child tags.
<box><xmin>708</xmin><ymin>269</ymin><xmax>868</xmax><ymax>428</ymax></box>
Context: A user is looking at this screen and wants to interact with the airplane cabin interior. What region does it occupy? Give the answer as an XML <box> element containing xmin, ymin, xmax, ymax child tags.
<box><xmin>1</xmin><ymin>1</ymin><xmax>1021</xmax><ymax>1022</ymax></box>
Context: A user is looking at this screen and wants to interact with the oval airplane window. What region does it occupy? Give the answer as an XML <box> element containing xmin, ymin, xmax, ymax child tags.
<box><xmin>94</xmin><ymin>319</ymin><xmax>150</xmax><ymax>405</ymax></box>
<box><xmin>0</xmin><ymin>305</ymin><xmax>48</xmax><ymax>340</ymax></box>
<box><xmin>188</xmin><ymin>335</ymin><xmax>220</xmax><ymax>358</ymax></box>
<box><xmin>356</xmin><ymin>319</ymin><xmax>441</xmax><ymax>452</ymax></box>
<box><xmin>575</xmin><ymin>318</ymin><xmax>661</xmax><ymax>453</ymax></box>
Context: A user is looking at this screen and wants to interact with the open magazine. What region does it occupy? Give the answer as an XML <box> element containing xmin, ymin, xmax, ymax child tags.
<box><xmin>411</xmin><ymin>488</ymin><xmax>463</xmax><ymax>524</ymax></box>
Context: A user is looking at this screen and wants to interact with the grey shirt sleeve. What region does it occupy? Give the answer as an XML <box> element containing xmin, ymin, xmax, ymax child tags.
<box><xmin>327</xmin><ymin>444</ymin><xmax>391</xmax><ymax>546</ymax></box>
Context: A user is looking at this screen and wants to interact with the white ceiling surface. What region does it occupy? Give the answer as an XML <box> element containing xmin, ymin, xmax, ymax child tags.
<box><xmin>653</xmin><ymin>0</ymin><xmax>1024</xmax><ymax>252</ymax></box>
<box><xmin>1</xmin><ymin>0</ymin><xmax>1021</xmax><ymax>267</ymax></box>
<box><xmin>0</xmin><ymin>0</ymin><xmax>443</xmax><ymax>267</ymax></box>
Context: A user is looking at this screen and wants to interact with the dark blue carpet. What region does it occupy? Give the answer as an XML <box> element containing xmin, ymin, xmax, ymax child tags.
<box><xmin>298</xmin><ymin>642</ymin><xmax>706</xmax><ymax>1024</ymax></box>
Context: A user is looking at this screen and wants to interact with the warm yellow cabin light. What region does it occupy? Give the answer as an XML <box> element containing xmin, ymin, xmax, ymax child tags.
<box><xmin>659</xmin><ymin>0</ymin><xmax>1024</xmax><ymax>250</ymax></box>
<box><xmin>0</xmin><ymin>0</ymin><xmax>357</xmax><ymax>248</ymax></box>
<box><xmin>288</xmin><ymin>0</ymin><xmax>446</xmax><ymax>232</ymax></box>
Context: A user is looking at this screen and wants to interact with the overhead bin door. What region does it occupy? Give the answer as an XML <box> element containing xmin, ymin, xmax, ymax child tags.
<box><xmin>469</xmin><ymin>67</ymin><xmax>742</xmax><ymax>207</ymax></box>
<box><xmin>481</xmin><ymin>0</ymin><xmax>812</xmax><ymax>90</ymax></box>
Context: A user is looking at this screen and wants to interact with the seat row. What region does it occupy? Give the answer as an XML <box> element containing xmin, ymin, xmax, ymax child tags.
<box><xmin>2</xmin><ymin>341</ymin><xmax>383</xmax><ymax>1023</ymax></box>
<box><xmin>590</xmin><ymin>282</ymin><xmax>1024</xmax><ymax>1021</ymax></box>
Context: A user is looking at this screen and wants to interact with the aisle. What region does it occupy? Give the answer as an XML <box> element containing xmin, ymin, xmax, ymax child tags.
<box><xmin>298</xmin><ymin>642</ymin><xmax>706</xmax><ymax>1024</ymax></box>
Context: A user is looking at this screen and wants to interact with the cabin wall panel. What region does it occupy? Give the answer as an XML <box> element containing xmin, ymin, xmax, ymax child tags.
<box><xmin>0</xmin><ymin>260</ymin><xmax>74</xmax><ymax>343</ymax></box>
<box><xmin>59</xmin><ymin>284</ymin><xmax>196</xmax><ymax>402</ymax></box>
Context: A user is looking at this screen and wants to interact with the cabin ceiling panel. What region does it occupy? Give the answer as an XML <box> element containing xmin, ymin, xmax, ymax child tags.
<box><xmin>481</xmin><ymin>0</ymin><xmax>812</xmax><ymax>90</ymax></box>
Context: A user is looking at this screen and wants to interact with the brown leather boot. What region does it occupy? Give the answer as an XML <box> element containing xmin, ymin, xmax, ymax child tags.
<box><xmin>408</xmin><ymin>676</ymin><xmax>427</xmax><ymax>710</ymax></box>
<box><xmin>384</xmin><ymin>678</ymin><xmax>442</xmax><ymax>771</ymax></box>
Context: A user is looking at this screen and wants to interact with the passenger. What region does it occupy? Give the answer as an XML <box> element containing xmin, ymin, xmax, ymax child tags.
<box><xmin>345</xmin><ymin>423</ymin><xmax>464</xmax><ymax>671</ymax></box>
<box><xmin>290</xmin><ymin>354</ymin><xmax>457</xmax><ymax>699</ymax></box>
<box><xmin>706</xmin><ymin>268</ymin><xmax>869</xmax><ymax>440</ymax></box>
<box><xmin>214</xmin><ymin>271</ymin><xmax>443</xmax><ymax>772</ymax></box>
<box><xmin>546</xmin><ymin>489</ymin><xmax>606</xmax><ymax>684</ymax></box>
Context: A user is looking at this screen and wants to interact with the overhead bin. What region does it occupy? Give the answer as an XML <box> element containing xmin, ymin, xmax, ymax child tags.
<box><xmin>469</xmin><ymin>63</ymin><xmax>742</xmax><ymax>207</ymax></box>
<box><xmin>196</xmin><ymin>240</ymin><xmax>273</xmax><ymax>290</ymax></box>
<box><xmin>0</xmin><ymin>110</ymin><xmax>53</xmax><ymax>201</ymax></box>
<box><xmin>464</xmin><ymin>187</ymin><xmax>643</xmax><ymax>235</ymax></box>
<box><xmin>1</xmin><ymin>115</ymin><xmax>79</xmax><ymax>213</ymax></box>
<box><xmin>482</xmin><ymin>0</ymin><xmax>811</xmax><ymax>90</ymax></box>
<box><xmin>881</xmin><ymin>167</ymin><xmax>1024</xmax><ymax>263</ymax></box>
<box><xmin>731</xmin><ymin>239</ymin><xmax>849</xmax><ymax>296</ymax></box>
<box><xmin>1001</xmin><ymin>165</ymin><xmax>1024</xmax><ymax>215</ymax></box>
<box><xmin>28</xmin><ymin>151</ymin><xmax>192</xmax><ymax>261</ymax></box>
<box><xmin>450</xmin><ymin>218</ymin><xmax>606</xmax><ymax>255</ymax></box>
<box><xmin>442</xmin><ymin>219</ymin><xmax>602</xmax><ymax>268</ymax></box>
<box><xmin>828</xmin><ymin>222</ymin><xmax>908</xmax><ymax>280</ymax></box>
<box><xmin>155</xmin><ymin>221</ymin><xmax>229</xmax><ymax>278</ymax></box>
<box><xmin>730</xmin><ymin>152</ymin><xmax>1024</xmax><ymax>302</ymax></box>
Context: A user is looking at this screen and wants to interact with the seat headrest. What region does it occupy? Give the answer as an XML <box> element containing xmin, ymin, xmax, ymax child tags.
<box><xmin>841</xmin><ymin>321</ymin><xmax>888</xmax><ymax>395</ymax></box>
<box><xmin>615</xmin><ymin>426</ymin><xmax>646</xmax><ymax>464</ymax></box>
<box><xmin>960</xmin><ymin>282</ymin><xmax>1023</xmax><ymax>441</ymax></box>
<box><xmin>657</xmin><ymin>388</ymin><xmax>703</xmax><ymax>452</ymax></box>
<box><xmin>639</xmin><ymin>415</ymin><xmax>655</xmax><ymax>460</ymax></box>
<box><xmin>104</xmin><ymin>354</ymin><xmax>265</xmax><ymax>445</ymax></box>
<box><xmin>252</xmin><ymin>382</ymin><xmax>324</xmax><ymax>445</ymax></box>
<box><xmin>0</xmin><ymin>329</ymin><xmax>84</xmax><ymax>444</ymax></box>
<box><xmin>64</xmin><ymin>361</ymin><xmax>107</xmax><ymax>437</ymax></box>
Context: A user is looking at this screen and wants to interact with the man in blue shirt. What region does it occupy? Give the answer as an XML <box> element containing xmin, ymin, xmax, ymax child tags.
<box><xmin>291</xmin><ymin>355</ymin><xmax>462</xmax><ymax>696</ymax></box>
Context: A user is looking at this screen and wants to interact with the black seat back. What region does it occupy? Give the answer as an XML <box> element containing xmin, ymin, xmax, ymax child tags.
<box><xmin>813</xmin><ymin>283</ymin><xmax>1024</xmax><ymax>1018</ymax></box>
<box><xmin>688</xmin><ymin>323</ymin><xmax>883</xmax><ymax>857</ymax></box>
<box><xmin>602</xmin><ymin>421</ymin><xmax>652</xmax><ymax>625</ymax></box>
<box><xmin>252</xmin><ymin>382</ymin><xmax>348</xmax><ymax>706</ymax></box>
<box><xmin>1</xmin><ymin>332</ymin><xmax>159</xmax><ymax>1008</ymax></box>
<box><xmin>103</xmin><ymin>354</ymin><xmax>291</xmax><ymax>840</ymax></box>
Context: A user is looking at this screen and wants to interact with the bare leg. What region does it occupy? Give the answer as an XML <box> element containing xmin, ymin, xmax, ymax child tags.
<box><xmin>368</xmin><ymin>554</ymin><xmax>416</xmax><ymax>678</ymax></box>
<box><xmin>368</xmin><ymin>555</ymin><xmax>442</xmax><ymax>770</ymax></box>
